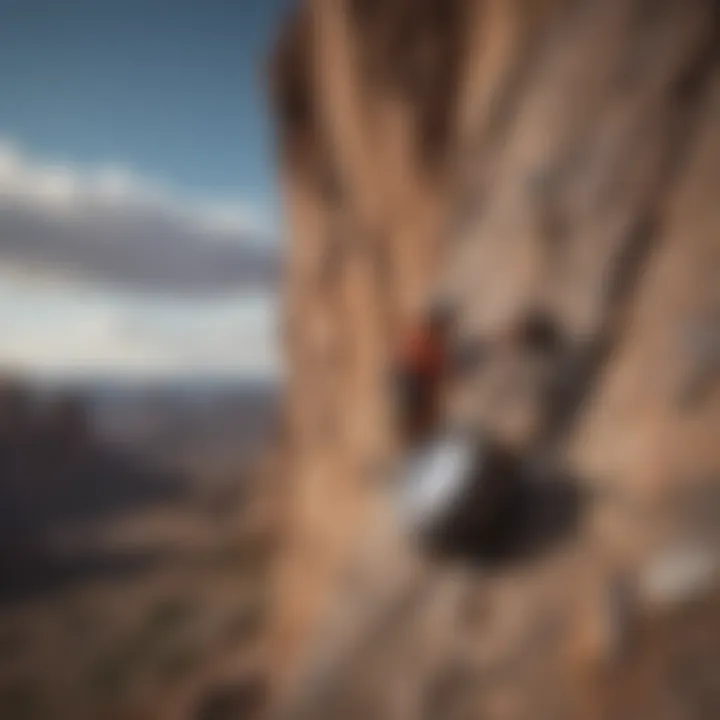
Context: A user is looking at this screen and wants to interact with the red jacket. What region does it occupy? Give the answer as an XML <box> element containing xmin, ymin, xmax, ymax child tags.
<box><xmin>396</xmin><ymin>324</ymin><xmax>446</xmax><ymax>383</ymax></box>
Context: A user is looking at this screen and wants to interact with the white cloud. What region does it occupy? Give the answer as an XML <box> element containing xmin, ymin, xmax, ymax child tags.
<box><xmin>0</xmin><ymin>139</ymin><xmax>282</xmax><ymax>379</ymax></box>
<box><xmin>0</xmin><ymin>138</ymin><xmax>279</xmax><ymax>293</ymax></box>
<box><xmin>0</xmin><ymin>271</ymin><xmax>279</xmax><ymax>381</ymax></box>
<box><xmin>0</xmin><ymin>138</ymin><xmax>270</xmax><ymax>234</ymax></box>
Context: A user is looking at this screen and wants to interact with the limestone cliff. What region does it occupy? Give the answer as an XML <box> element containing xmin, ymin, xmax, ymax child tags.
<box><xmin>268</xmin><ymin>0</ymin><xmax>720</xmax><ymax>716</ymax></box>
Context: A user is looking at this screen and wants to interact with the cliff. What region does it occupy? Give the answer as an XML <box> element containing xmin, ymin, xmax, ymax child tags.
<box><xmin>268</xmin><ymin>0</ymin><xmax>720</xmax><ymax>717</ymax></box>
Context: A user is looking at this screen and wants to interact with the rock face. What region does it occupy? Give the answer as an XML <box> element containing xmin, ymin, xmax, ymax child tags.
<box><xmin>268</xmin><ymin>0</ymin><xmax>720</xmax><ymax>716</ymax></box>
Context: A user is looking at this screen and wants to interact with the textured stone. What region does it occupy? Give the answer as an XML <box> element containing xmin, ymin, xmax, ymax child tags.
<box><xmin>268</xmin><ymin>0</ymin><xmax>720</xmax><ymax>716</ymax></box>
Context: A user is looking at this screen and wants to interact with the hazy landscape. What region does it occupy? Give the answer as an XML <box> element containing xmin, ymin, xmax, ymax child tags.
<box><xmin>0</xmin><ymin>375</ymin><xmax>278</xmax><ymax>720</ymax></box>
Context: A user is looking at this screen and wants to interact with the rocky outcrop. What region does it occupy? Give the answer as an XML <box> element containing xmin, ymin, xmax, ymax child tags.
<box><xmin>268</xmin><ymin>0</ymin><xmax>720</xmax><ymax>716</ymax></box>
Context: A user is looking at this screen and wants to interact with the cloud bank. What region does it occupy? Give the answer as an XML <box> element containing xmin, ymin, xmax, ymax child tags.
<box><xmin>0</xmin><ymin>139</ymin><xmax>279</xmax><ymax>294</ymax></box>
<box><xmin>0</xmin><ymin>272</ymin><xmax>279</xmax><ymax>381</ymax></box>
<box><xmin>0</xmin><ymin>139</ymin><xmax>281</xmax><ymax>380</ymax></box>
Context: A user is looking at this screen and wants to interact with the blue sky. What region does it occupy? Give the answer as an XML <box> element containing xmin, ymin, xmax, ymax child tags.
<box><xmin>0</xmin><ymin>0</ymin><xmax>294</xmax><ymax>209</ymax></box>
<box><xmin>0</xmin><ymin>0</ymin><xmax>295</xmax><ymax>381</ymax></box>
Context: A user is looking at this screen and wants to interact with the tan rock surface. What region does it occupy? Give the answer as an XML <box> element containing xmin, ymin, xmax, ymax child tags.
<box><xmin>267</xmin><ymin>1</ymin><xmax>720</xmax><ymax>717</ymax></box>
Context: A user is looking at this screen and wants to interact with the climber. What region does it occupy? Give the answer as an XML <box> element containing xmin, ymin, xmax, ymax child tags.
<box><xmin>389</xmin><ymin>299</ymin><xmax>519</xmax><ymax>556</ymax></box>
<box><xmin>390</xmin><ymin>300</ymin><xmax>487</xmax><ymax>551</ymax></box>
<box><xmin>392</xmin><ymin>300</ymin><xmax>455</xmax><ymax>446</ymax></box>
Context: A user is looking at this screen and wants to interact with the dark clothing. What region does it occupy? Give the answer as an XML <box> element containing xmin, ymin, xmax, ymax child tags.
<box><xmin>393</xmin><ymin>369</ymin><xmax>430</xmax><ymax>437</ymax></box>
<box><xmin>393</xmin><ymin>324</ymin><xmax>447</xmax><ymax>443</ymax></box>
